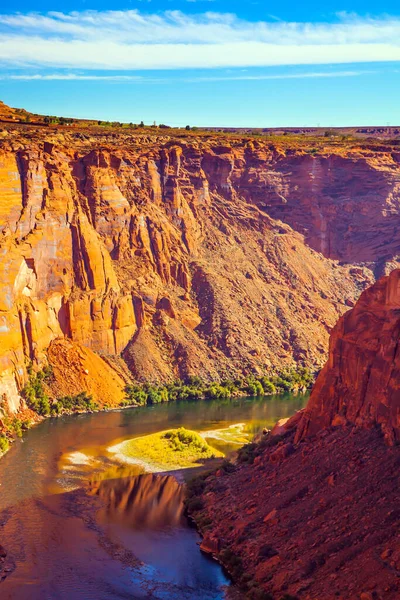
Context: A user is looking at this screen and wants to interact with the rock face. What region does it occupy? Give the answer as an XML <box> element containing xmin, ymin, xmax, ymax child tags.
<box><xmin>255</xmin><ymin>152</ymin><xmax>400</xmax><ymax>272</ymax></box>
<box><xmin>296</xmin><ymin>268</ymin><xmax>400</xmax><ymax>445</ymax></box>
<box><xmin>194</xmin><ymin>427</ymin><xmax>400</xmax><ymax>600</ymax></box>
<box><xmin>2</xmin><ymin>120</ymin><xmax>400</xmax><ymax>410</ymax></box>
<box><xmin>192</xmin><ymin>272</ymin><xmax>400</xmax><ymax>599</ymax></box>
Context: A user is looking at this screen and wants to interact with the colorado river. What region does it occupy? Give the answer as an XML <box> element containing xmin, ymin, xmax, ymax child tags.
<box><xmin>0</xmin><ymin>393</ymin><xmax>307</xmax><ymax>599</ymax></box>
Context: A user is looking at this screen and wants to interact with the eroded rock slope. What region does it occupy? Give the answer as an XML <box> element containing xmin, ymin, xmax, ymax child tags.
<box><xmin>193</xmin><ymin>270</ymin><xmax>400</xmax><ymax>599</ymax></box>
<box><xmin>2</xmin><ymin>120</ymin><xmax>400</xmax><ymax>409</ymax></box>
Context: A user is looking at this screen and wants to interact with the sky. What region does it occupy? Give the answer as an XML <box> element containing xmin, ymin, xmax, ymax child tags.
<box><xmin>0</xmin><ymin>1</ymin><xmax>399</xmax><ymax>126</ymax></box>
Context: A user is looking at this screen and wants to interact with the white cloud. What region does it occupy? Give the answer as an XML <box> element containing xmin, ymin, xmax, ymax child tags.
<box><xmin>187</xmin><ymin>70</ymin><xmax>375</xmax><ymax>81</ymax></box>
<box><xmin>0</xmin><ymin>70</ymin><xmax>371</xmax><ymax>82</ymax></box>
<box><xmin>0</xmin><ymin>74</ymin><xmax>144</xmax><ymax>81</ymax></box>
<box><xmin>0</xmin><ymin>10</ymin><xmax>400</xmax><ymax>70</ymax></box>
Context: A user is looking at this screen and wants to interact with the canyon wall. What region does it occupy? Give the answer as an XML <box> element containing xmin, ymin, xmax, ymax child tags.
<box><xmin>192</xmin><ymin>270</ymin><xmax>400</xmax><ymax>599</ymax></box>
<box><xmin>296</xmin><ymin>268</ymin><xmax>400</xmax><ymax>445</ymax></box>
<box><xmin>1</xmin><ymin>124</ymin><xmax>400</xmax><ymax>411</ymax></box>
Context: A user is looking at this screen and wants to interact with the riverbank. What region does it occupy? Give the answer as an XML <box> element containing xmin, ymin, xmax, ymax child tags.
<box><xmin>0</xmin><ymin>403</ymin><xmax>138</xmax><ymax>459</ymax></box>
<box><xmin>0</xmin><ymin>366</ymin><xmax>314</xmax><ymax>459</ymax></box>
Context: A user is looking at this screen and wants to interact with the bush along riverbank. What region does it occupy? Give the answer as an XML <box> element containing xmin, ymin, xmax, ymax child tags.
<box><xmin>0</xmin><ymin>366</ymin><xmax>314</xmax><ymax>457</ymax></box>
<box><xmin>123</xmin><ymin>368</ymin><xmax>314</xmax><ymax>407</ymax></box>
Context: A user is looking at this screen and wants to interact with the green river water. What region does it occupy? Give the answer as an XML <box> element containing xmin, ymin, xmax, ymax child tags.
<box><xmin>0</xmin><ymin>392</ymin><xmax>307</xmax><ymax>600</ymax></box>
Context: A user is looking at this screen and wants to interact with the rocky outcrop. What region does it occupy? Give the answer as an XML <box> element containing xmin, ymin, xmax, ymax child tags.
<box><xmin>296</xmin><ymin>268</ymin><xmax>400</xmax><ymax>445</ymax></box>
<box><xmin>247</xmin><ymin>151</ymin><xmax>400</xmax><ymax>273</ymax></box>
<box><xmin>46</xmin><ymin>338</ymin><xmax>127</xmax><ymax>407</ymax></box>
<box><xmin>191</xmin><ymin>272</ymin><xmax>400</xmax><ymax>599</ymax></box>
<box><xmin>3</xmin><ymin>118</ymin><xmax>400</xmax><ymax>411</ymax></box>
<box><xmin>194</xmin><ymin>427</ymin><xmax>400</xmax><ymax>600</ymax></box>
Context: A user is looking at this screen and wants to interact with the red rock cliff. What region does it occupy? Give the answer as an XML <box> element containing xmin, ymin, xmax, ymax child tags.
<box><xmin>191</xmin><ymin>271</ymin><xmax>400</xmax><ymax>599</ymax></box>
<box><xmin>296</xmin><ymin>268</ymin><xmax>400</xmax><ymax>445</ymax></box>
<box><xmin>2</xmin><ymin>121</ymin><xmax>400</xmax><ymax>410</ymax></box>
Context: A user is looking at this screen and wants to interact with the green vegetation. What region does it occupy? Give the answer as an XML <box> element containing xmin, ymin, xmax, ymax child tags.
<box><xmin>0</xmin><ymin>435</ymin><xmax>9</xmax><ymax>454</ymax></box>
<box><xmin>115</xmin><ymin>427</ymin><xmax>223</xmax><ymax>470</ymax></box>
<box><xmin>51</xmin><ymin>392</ymin><xmax>98</xmax><ymax>415</ymax></box>
<box><xmin>22</xmin><ymin>366</ymin><xmax>53</xmax><ymax>416</ymax></box>
<box><xmin>5</xmin><ymin>364</ymin><xmax>312</xmax><ymax>455</ymax></box>
<box><xmin>43</xmin><ymin>115</ymin><xmax>74</xmax><ymax>125</ymax></box>
<box><xmin>3</xmin><ymin>416</ymin><xmax>24</xmax><ymax>438</ymax></box>
<box><xmin>0</xmin><ymin>414</ymin><xmax>32</xmax><ymax>453</ymax></box>
<box><xmin>22</xmin><ymin>366</ymin><xmax>98</xmax><ymax>416</ymax></box>
<box><xmin>124</xmin><ymin>368</ymin><xmax>313</xmax><ymax>407</ymax></box>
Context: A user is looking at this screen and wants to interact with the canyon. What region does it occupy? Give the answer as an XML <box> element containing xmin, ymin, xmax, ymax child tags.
<box><xmin>1</xmin><ymin>101</ymin><xmax>400</xmax><ymax>418</ymax></box>
<box><xmin>192</xmin><ymin>269</ymin><xmax>400</xmax><ymax>599</ymax></box>
<box><xmin>1</xmin><ymin>100</ymin><xmax>400</xmax><ymax>599</ymax></box>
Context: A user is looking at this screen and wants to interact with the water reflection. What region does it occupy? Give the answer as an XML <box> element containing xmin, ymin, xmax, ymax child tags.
<box><xmin>0</xmin><ymin>393</ymin><xmax>307</xmax><ymax>507</ymax></box>
<box><xmin>90</xmin><ymin>474</ymin><xmax>186</xmax><ymax>530</ymax></box>
<box><xmin>88</xmin><ymin>474</ymin><xmax>229</xmax><ymax>599</ymax></box>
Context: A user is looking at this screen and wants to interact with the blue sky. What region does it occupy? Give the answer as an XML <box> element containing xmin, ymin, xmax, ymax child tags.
<box><xmin>0</xmin><ymin>2</ymin><xmax>399</xmax><ymax>126</ymax></box>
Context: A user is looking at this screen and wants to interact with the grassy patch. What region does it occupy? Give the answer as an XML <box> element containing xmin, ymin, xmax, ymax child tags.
<box><xmin>117</xmin><ymin>427</ymin><xmax>224</xmax><ymax>470</ymax></box>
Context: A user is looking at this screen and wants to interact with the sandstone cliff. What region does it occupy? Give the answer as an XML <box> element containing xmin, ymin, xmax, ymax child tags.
<box><xmin>296</xmin><ymin>268</ymin><xmax>400</xmax><ymax>445</ymax></box>
<box><xmin>2</xmin><ymin>113</ymin><xmax>400</xmax><ymax>412</ymax></box>
<box><xmin>191</xmin><ymin>272</ymin><xmax>400</xmax><ymax>599</ymax></box>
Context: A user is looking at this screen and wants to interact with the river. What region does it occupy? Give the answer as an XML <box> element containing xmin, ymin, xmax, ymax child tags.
<box><xmin>0</xmin><ymin>393</ymin><xmax>307</xmax><ymax>599</ymax></box>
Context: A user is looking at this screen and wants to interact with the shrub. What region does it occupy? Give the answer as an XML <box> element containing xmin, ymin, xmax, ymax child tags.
<box><xmin>11</xmin><ymin>418</ymin><xmax>23</xmax><ymax>438</ymax></box>
<box><xmin>123</xmin><ymin>367</ymin><xmax>313</xmax><ymax>406</ymax></box>
<box><xmin>221</xmin><ymin>459</ymin><xmax>236</xmax><ymax>473</ymax></box>
<box><xmin>185</xmin><ymin>472</ymin><xmax>209</xmax><ymax>500</ymax></box>
<box><xmin>52</xmin><ymin>392</ymin><xmax>98</xmax><ymax>415</ymax></box>
<box><xmin>164</xmin><ymin>428</ymin><xmax>209</xmax><ymax>453</ymax></box>
<box><xmin>259</xmin><ymin>378</ymin><xmax>276</xmax><ymax>394</ymax></box>
<box><xmin>220</xmin><ymin>548</ymin><xmax>244</xmax><ymax>579</ymax></box>
<box><xmin>22</xmin><ymin>369</ymin><xmax>51</xmax><ymax>416</ymax></box>
<box><xmin>237</xmin><ymin>442</ymin><xmax>257</xmax><ymax>464</ymax></box>
<box><xmin>147</xmin><ymin>389</ymin><xmax>164</xmax><ymax>404</ymax></box>
<box><xmin>204</xmin><ymin>384</ymin><xmax>230</xmax><ymax>399</ymax></box>
<box><xmin>0</xmin><ymin>435</ymin><xmax>9</xmax><ymax>453</ymax></box>
<box><xmin>246</xmin><ymin>380</ymin><xmax>264</xmax><ymax>396</ymax></box>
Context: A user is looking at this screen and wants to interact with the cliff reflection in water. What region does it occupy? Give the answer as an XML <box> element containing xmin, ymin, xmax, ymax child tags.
<box><xmin>90</xmin><ymin>473</ymin><xmax>186</xmax><ymax>530</ymax></box>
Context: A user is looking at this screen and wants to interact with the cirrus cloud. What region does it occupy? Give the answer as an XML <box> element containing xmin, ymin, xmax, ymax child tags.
<box><xmin>0</xmin><ymin>10</ymin><xmax>400</xmax><ymax>70</ymax></box>
<box><xmin>0</xmin><ymin>70</ymin><xmax>373</xmax><ymax>82</ymax></box>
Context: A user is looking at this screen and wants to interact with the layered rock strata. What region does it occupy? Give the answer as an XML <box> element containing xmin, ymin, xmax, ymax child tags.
<box><xmin>3</xmin><ymin>122</ymin><xmax>400</xmax><ymax>410</ymax></box>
